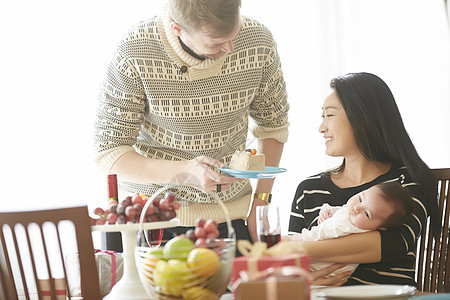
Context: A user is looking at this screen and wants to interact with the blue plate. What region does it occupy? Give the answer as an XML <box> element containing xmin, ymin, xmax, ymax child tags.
<box><xmin>412</xmin><ymin>294</ymin><xmax>450</xmax><ymax>299</ymax></box>
<box><xmin>217</xmin><ymin>166</ymin><xmax>287</xmax><ymax>179</ymax></box>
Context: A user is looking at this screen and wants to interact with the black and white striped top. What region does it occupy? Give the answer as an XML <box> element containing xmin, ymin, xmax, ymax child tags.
<box><xmin>289</xmin><ymin>165</ymin><xmax>428</xmax><ymax>286</ymax></box>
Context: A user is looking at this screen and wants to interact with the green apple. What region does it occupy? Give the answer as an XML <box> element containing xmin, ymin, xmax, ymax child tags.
<box><xmin>163</xmin><ymin>236</ymin><xmax>195</xmax><ymax>260</ymax></box>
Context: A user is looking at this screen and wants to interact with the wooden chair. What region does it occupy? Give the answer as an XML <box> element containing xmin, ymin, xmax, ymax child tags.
<box><xmin>415</xmin><ymin>168</ymin><xmax>450</xmax><ymax>293</ymax></box>
<box><xmin>0</xmin><ymin>206</ymin><xmax>102</xmax><ymax>300</ymax></box>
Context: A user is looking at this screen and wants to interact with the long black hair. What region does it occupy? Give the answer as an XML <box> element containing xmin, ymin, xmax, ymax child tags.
<box><xmin>330</xmin><ymin>72</ymin><xmax>440</xmax><ymax>236</ymax></box>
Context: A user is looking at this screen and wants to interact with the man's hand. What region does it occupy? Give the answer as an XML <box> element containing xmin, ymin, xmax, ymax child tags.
<box><xmin>247</xmin><ymin>198</ymin><xmax>267</xmax><ymax>242</ymax></box>
<box><xmin>173</xmin><ymin>156</ymin><xmax>241</xmax><ymax>194</ymax></box>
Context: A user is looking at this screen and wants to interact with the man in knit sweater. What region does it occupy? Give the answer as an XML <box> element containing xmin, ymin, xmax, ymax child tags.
<box><xmin>93</xmin><ymin>0</ymin><xmax>289</xmax><ymax>247</ymax></box>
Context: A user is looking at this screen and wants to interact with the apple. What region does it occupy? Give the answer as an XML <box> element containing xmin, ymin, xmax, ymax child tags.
<box><xmin>163</xmin><ymin>236</ymin><xmax>195</xmax><ymax>260</ymax></box>
<box><xmin>143</xmin><ymin>248</ymin><xmax>164</xmax><ymax>282</ymax></box>
<box><xmin>154</xmin><ymin>259</ymin><xmax>195</xmax><ymax>296</ymax></box>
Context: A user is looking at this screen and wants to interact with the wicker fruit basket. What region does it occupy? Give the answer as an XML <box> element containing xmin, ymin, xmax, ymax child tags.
<box><xmin>135</xmin><ymin>186</ymin><xmax>236</xmax><ymax>300</ymax></box>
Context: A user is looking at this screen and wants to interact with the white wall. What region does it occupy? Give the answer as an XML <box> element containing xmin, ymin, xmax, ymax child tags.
<box><xmin>1</xmin><ymin>0</ymin><xmax>449</xmax><ymax>235</ymax></box>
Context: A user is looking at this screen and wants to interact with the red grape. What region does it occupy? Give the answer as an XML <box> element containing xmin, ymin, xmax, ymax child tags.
<box><xmin>186</xmin><ymin>229</ymin><xmax>196</xmax><ymax>242</ymax></box>
<box><xmin>117</xmin><ymin>215</ymin><xmax>128</xmax><ymax>224</ymax></box>
<box><xmin>204</xmin><ymin>220</ymin><xmax>218</xmax><ymax>233</ymax></box>
<box><xmin>108</xmin><ymin>200</ymin><xmax>119</xmax><ymax>207</ymax></box>
<box><xmin>152</xmin><ymin>197</ymin><xmax>161</xmax><ymax>207</ymax></box>
<box><xmin>133</xmin><ymin>203</ymin><xmax>143</xmax><ymax>215</ymax></box>
<box><xmin>171</xmin><ymin>202</ymin><xmax>180</xmax><ymax>210</ymax></box>
<box><xmin>125</xmin><ymin>206</ymin><xmax>137</xmax><ymax>221</ymax></box>
<box><xmin>164</xmin><ymin>192</ymin><xmax>175</xmax><ymax>203</ymax></box>
<box><xmin>145</xmin><ymin>203</ymin><xmax>156</xmax><ymax>215</ymax></box>
<box><xmin>108</xmin><ymin>204</ymin><xmax>118</xmax><ymax>214</ymax></box>
<box><xmin>96</xmin><ymin>218</ymin><xmax>106</xmax><ymax>225</ymax></box>
<box><xmin>131</xmin><ymin>193</ymin><xmax>144</xmax><ymax>206</ymax></box>
<box><xmin>93</xmin><ymin>207</ymin><xmax>104</xmax><ymax>216</ymax></box>
<box><xmin>196</xmin><ymin>218</ymin><xmax>206</xmax><ymax>228</ymax></box>
<box><xmin>159</xmin><ymin>198</ymin><xmax>171</xmax><ymax>211</ymax></box>
<box><xmin>149</xmin><ymin>214</ymin><xmax>160</xmax><ymax>222</ymax></box>
<box><xmin>160</xmin><ymin>210</ymin><xmax>171</xmax><ymax>221</ymax></box>
<box><xmin>194</xmin><ymin>227</ymin><xmax>206</xmax><ymax>239</ymax></box>
<box><xmin>206</xmin><ymin>230</ymin><xmax>219</xmax><ymax>239</ymax></box>
<box><xmin>116</xmin><ymin>204</ymin><xmax>127</xmax><ymax>216</ymax></box>
<box><xmin>91</xmin><ymin>191</ymin><xmax>179</xmax><ymax>226</ymax></box>
<box><xmin>121</xmin><ymin>198</ymin><xmax>131</xmax><ymax>207</ymax></box>
<box><xmin>107</xmin><ymin>213</ymin><xmax>118</xmax><ymax>224</ymax></box>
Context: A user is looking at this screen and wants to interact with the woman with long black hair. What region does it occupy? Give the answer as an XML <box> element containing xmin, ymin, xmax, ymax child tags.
<box><xmin>286</xmin><ymin>72</ymin><xmax>439</xmax><ymax>286</ymax></box>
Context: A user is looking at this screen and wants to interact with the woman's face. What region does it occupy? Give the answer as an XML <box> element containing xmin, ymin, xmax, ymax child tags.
<box><xmin>319</xmin><ymin>89</ymin><xmax>358</xmax><ymax>158</ymax></box>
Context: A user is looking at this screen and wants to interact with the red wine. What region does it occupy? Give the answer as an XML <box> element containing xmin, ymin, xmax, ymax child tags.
<box><xmin>259</xmin><ymin>233</ymin><xmax>281</xmax><ymax>247</ymax></box>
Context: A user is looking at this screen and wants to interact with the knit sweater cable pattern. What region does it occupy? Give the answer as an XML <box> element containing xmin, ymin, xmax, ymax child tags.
<box><xmin>93</xmin><ymin>9</ymin><xmax>289</xmax><ymax>225</ymax></box>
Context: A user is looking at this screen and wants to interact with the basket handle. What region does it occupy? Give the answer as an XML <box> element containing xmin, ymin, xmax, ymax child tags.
<box><xmin>138</xmin><ymin>184</ymin><xmax>235</xmax><ymax>247</ymax></box>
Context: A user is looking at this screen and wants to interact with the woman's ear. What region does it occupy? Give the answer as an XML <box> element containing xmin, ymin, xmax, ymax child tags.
<box><xmin>170</xmin><ymin>21</ymin><xmax>182</xmax><ymax>37</ymax></box>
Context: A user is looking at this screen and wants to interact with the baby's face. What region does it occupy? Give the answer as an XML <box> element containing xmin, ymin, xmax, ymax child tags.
<box><xmin>347</xmin><ymin>186</ymin><xmax>395</xmax><ymax>230</ymax></box>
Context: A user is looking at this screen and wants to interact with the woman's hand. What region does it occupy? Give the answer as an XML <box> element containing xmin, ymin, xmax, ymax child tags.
<box><xmin>311</xmin><ymin>264</ymin><xmax>352</xmax><ymax>286</ymax></box>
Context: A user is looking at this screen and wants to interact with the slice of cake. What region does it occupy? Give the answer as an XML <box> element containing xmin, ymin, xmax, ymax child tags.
<box><xmin>228</xmin><ymin>149</ymin><xmax>265</xmax><ymax>171</ymax></box>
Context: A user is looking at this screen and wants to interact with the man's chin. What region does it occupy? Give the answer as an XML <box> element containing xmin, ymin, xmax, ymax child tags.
<box><xmin>205</xmin><ymin>53</ymin><xmax>225</xmax><ymax>60</ymax></box>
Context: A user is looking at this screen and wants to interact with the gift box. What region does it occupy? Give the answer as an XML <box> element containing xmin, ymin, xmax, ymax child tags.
<box><xmin>37</xmin><ymin>278</ymin><xmax>66</xmax><ymax>300</ymax></box>
<box><xmin>65</xmin><ymin>249</ymin><xmax>124</xmax><ymax>297</ymax></box>
<box><xmin>236</xmin><ymin>277</ymin><xmax>309</xmax><ymax>300</ymax></box>
<box><xmin>231</xmin><ymin>253</ymin><xmax>310</xmax><ymax>285</ymax></box>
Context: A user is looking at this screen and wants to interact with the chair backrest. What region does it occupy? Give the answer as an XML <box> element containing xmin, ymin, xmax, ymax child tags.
<box><xmin>0</xmin><ymin>206</ymin><xmax>102</xmax><ymax>300</ymax></box>
<box><xmin>415</xmin><ymin>168</ymin><xmax>450</xmax><ymax>293</ymax></box>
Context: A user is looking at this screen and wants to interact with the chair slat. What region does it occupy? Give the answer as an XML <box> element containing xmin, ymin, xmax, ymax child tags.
<box><xmin>0</xmin><ymin>206</ymin><xmax>102</xmax><ymax>300</ymax></box>
<box><xmin>415</xmin><ymin>168</ymin><xmax>450</xmax><ymax>293</ymax></box>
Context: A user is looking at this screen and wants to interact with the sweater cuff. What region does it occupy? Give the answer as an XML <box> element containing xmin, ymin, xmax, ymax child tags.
<box><xmin>252</xmin><ymin>122</ymin><xmax>290</xmax><ymax>143</ymax></box>
<box><xmin>94</xmin><ymin>145</ymin><xmax>136</xmax><ymax>173</ymax></box>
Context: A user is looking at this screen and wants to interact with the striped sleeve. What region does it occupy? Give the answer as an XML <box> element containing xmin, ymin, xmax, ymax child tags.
<box><xmin>288</xmin><ymin>175</ymin><xmax>331</xmax><ymax>234</ymax></box>
<box><xmin>379</xmin><ymin>176</ymin><xmax>427</xmax><ymax>262</ymax></box>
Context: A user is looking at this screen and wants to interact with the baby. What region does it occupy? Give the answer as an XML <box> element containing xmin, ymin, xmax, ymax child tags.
<box><xmin>289</xmin><ymin>181</ymin><xmax>415</xmax><ymax>275</ymax></box>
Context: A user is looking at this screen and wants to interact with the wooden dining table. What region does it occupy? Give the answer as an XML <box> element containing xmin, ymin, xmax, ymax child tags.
<box><xmin>20</xmin><ymin>289</ymin><xmax>445</xmax><ymax>300</ymax></box>
<box><xmin>217</xmin><ymin>291</ymin><xmax>445</xmax><ymax>300</ymax></box>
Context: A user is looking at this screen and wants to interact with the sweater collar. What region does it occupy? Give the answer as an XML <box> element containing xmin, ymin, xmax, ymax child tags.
<box><xmin>158</xmin><ymin>4</ymin><xmax>227</xmax><ymax>81</ymax></box>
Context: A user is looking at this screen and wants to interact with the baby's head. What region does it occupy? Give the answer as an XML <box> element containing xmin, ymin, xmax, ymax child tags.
<box><xmin>347</xmin><ymin>182</ymin><xmax>414</xmax><ymax>230</ymax></box>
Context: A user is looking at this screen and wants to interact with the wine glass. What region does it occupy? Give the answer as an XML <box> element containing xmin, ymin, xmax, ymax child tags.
<box><xmin>256</xmin><ymin>205</ymin><xmax>281</xmax><ymax>247</ymax></box>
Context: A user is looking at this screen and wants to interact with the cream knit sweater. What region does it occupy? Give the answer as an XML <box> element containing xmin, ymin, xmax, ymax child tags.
<box><xmin>94</xmin><ymin>7</ymin><xmax>289</xmax><ymax>226</ymax></box>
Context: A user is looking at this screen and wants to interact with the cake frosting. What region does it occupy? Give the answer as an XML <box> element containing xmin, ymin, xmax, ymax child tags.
<box><xmin>228</xmin><ymin>150</ymin><xmax>265</xmax><ymax>171</ymax></box>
